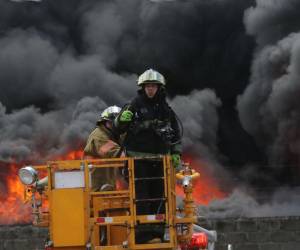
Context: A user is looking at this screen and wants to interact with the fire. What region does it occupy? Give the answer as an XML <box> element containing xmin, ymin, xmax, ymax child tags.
<box><xmin>176</xmin><ymin>156</ymin><xmax>228</xmax><ymax>205</ymax></box>
<box><xmin>1</xmin><ymin>150</ymin><xmax>225</xmax><ymax>225</ymax></box>
<box><xmin>58</xmin><ymin>150</ymin><xmax>84</xmax><ymax>160</ymax></box>
<box><xmin>0</xmin><ymin>150</ymin><xmax>83</xmax><ymax>225</ymax></box>
<box><xmin>0</xmin><ymin>163</ymin><xmax>31</xmax><ymax>225</ymax></box>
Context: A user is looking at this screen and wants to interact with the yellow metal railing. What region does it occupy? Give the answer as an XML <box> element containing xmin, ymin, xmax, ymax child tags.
<box><xmin>24</xmin><ymin>156</ymin><xmax>198</xmax><ymax>250</ymax></box>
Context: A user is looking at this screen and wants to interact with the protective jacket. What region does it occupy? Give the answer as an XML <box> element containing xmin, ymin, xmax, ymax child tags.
<box><xmin>84</xmin><ymin>123</ymin><xmax>123</xmax><ymax>190</ymax></box>
<box><xmin>116</xmin><ymin>89</ymin><xmax>182</xmax><ymax>155</ymax></box>
<box><xmin>84</xmin><ymin>123</ymin><xmax>122</xmax><ymax>158</ymax></box>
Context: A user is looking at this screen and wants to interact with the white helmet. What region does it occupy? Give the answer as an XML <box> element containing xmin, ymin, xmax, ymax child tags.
<box><xmin>137</xmin><ymin>68</ymin><xmax>166</xmax><ymax>86</ymax></box>
<box><xmin>98</xmin><ymin>105</ymin><xmax>121</xmax><ymax>123</ymax></box>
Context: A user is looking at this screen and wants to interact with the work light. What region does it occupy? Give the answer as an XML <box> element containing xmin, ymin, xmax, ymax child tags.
<box><xmin>18</xmin><ymin>166</ymin><xmax>38</xmax><ymax>185</ymax></box>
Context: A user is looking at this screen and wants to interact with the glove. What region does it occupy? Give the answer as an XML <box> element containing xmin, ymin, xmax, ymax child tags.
<box><xmin>171</xmin><ymin>154</ymin><xmax>181</xmax><ymax>168</ymax></box>
<box><xmin>120</xmin><ymin>110</ymin><xmax>133</xmax><ymax>122</ymax></box>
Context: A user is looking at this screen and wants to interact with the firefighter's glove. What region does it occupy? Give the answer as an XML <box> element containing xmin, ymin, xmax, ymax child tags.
<box><xmin>171</xmin><ymin>154</ymin><xmax>181</xmax><ymax>169</ymax></box>
<box><xmin>120</xmin><ymin>110</ymin><xmax>133</xmax><ymax>122</ymax></box>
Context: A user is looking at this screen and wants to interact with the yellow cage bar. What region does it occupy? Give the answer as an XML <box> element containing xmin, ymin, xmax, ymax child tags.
<box><xmin>24</xmin><ymin>155</ymin><xmax>199</xmax><ymax>250</ymax></box>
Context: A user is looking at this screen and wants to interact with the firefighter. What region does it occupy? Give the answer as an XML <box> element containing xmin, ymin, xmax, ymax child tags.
<box><xmin>115</xmin><ymin>69</ymin><xmax>182</xmax><ymax>161</ymax></box>
<box><xmin>115</xmin><ymin>69</ymin><xmax>182</xmax><ymax>243</ymax></box>
<box><xmin>84</xmin><ymin>105</ymin><xmax>123</xmax><ymax>191</ymax></box>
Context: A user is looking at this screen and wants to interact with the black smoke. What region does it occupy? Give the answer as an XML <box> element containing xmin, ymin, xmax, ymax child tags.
<box><xmin>0</xmin><ymin>0</ymin><xmax>256</xmax><ymax>161</ymax></box>
<box><xmin>238</xmin><ymin>0</ymin><xmax>300</xmax><ymax>186</ymax></box>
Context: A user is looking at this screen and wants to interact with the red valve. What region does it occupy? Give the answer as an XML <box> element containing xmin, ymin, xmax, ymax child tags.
<box><xmin>188</xmin><ymin>233</ymin><xmax>208</xmax><ymax>249</ymax></box>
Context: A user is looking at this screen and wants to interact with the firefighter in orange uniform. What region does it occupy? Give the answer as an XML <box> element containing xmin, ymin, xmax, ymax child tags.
<box><xmin>84</xmin><ymin>105</ymin><xmax>123</xmax><ymax>191</ymax></box>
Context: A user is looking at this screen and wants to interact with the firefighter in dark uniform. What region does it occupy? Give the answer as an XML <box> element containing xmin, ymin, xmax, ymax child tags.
<box><xmin>115</xmin><ymin>69</ymin><xmax>182</xmax><ymax>243</ymax></box>
<box><xmin>84</xmin><ymin>105</ymin><xmax>123</xmax><ymax>191</ymax></box>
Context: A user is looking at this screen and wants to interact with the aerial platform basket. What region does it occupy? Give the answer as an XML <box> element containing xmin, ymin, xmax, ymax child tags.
<box><xmin>20</xmin><ymin>156</ymin><xmax>206</xmax><ymax>250</ymax></box>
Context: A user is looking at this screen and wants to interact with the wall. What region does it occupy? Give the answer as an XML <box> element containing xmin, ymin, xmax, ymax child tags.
<box><xmin>0</xmin><ymin>225</ymin><xmax>47</xmax><ymax>250</ymax></box>
<box><xmin>199</xmin><ymin>216</ymin><xmax>300</xmax><ymax>250</ymax></box>
<box><xmin>1</xmin><ymin>217</ymin><xmax>300</xmax><ymax>250</ymax></box>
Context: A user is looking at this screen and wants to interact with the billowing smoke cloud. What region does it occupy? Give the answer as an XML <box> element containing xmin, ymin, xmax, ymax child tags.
<box><xmin>198</xmin><ymin>187</ymin><xmax>300</xmax><ymax>218</ymax></box>
<box><xmin>244</xmin><ymin>0</ymin><xmax>300</xmax><ymax>46</ymax></box>
<box><xmin>0</xmin><ymin>0</ymin><xmax>255</xmax><ymax>163</ymax></box>
<box><xmin>0</xmin><ymin>28</ymin><xmax>136</xmax><ymax>110</ymax></box>
<box><xmin>238</xmin><ymin>0</ymin><xmax>300</xmax><ymax>185</ymax></box>
<box><xmin>0</xmin><ymin>28</ymin><xmax>58</xmax><ymax>109</ymax></box>
<box><xmin>169</xmin><ymin>89</ymin><xmax>232</xmax><ymax>181</ymax></box>
<box><xmin>170</xmin><ymin>89</ymin><xmax>221</xmax><ymax>160</ymax></box>
<box><xmin>0</xmin><ymin>96</ymin><xmax>107</xmax><ymax>162</ymax></box>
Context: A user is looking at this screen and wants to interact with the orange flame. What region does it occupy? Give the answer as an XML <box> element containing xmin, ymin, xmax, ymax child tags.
<box><xmin>0</xmin><ymin>163</ymin><xmax>31</xmax><ymax>225</ymax></box>
<box><xmin>0</xmin><ymin>150</ymin><xmax>83</xmax><ymax>225</ymax></box>
<box><xmin>57</xmin><ymin>150</ymin><xmax>84</xmax><ymax>161</ymax></box>
<box><xmin>176</xmin><ymin>155</ymin><xmax>228</xmax><ymax>205</ymax></box>
<box><xmin>1</xmin><ymin>150</ymin><xmax>227</xmax><ymax>224</ymax></box>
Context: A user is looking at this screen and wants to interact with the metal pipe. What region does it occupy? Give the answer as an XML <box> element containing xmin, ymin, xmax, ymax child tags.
<box><xmin>36</xmin><ymin>176</ymin><xmax>48</xmax><ymax>187</ymax></box>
